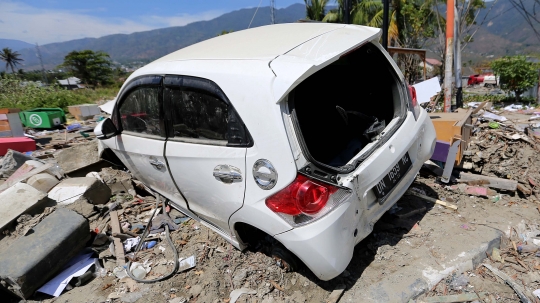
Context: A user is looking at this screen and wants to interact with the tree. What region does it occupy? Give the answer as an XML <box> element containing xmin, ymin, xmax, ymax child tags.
<box><xmin>304</xmin><ymin>0</ymin><xmax>329</xmax><ymax>21</ymax></box>
<box><xmin>60</xmin><ymin>50</ymin><xmax>113</xmax><ymax>86</ymax></box>
<box><xmin>491</xmin><ymin>56</ymin><xmax>539</xmax><ymax>101</ymax></box>
<box><xmin>0</xmin><ymin>48</ymin><xmax>24</xmax><ymax>74</ymax></box>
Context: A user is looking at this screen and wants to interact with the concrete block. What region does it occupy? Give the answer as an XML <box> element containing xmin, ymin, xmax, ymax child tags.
<box><xmin>0</xmin><ymin>183</ymin><xmax>52</xmax><ymax>230</ymax></box>
<box><xmin>48</xmin><ymin>177</ymin><xmax>111</xmax><ymax>205</ymax></box>
<box><xmin>0</xmin><ymin>208</ymin><xmax>90</xmax><ymax>299</ymax></box>
<box><xmin>27</xmin><ymin>173</ymin><xmax>60</xmax><ymax>192</ymax></box>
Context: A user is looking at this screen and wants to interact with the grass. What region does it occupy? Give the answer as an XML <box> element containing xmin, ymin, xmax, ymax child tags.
<box><xmin>0</xmin><ymin>76</ymin><xmax>119</xmax><ymax>112</ymax></box>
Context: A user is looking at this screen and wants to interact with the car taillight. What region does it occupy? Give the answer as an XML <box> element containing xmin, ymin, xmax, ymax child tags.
<box><xmin>266</xmin><ymin>175</ymin><xmax>348</xmax><ymax>226</ymax></box>
<box><xmin>407</xmin><ymin>84</ymin><xmax>421</xmax><ymax>120</ymax></box>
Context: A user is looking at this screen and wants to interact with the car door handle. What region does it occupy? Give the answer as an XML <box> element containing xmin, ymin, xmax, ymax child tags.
<box><xmin>213</xmin><ymin>165</ymin><xmax>242</xmax><ymax>184</ymax></box>
<box><xmin>149</xmin><ymin>158</ymin><xmax>165</xmax><ymax>170</ymax></box>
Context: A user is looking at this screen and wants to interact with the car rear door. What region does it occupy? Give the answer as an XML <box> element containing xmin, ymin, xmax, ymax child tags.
<box><xmin>110</xmin><ymin>75</ymin><xmax>188</xmax><ymax>209</ymax></box>
<box><xmin>163</xmin><ymin>75</ymin><xmax>251</xmax><ymax>233</ymax></box>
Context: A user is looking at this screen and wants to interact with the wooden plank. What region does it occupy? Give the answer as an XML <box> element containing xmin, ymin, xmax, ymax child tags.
<box><xmin>406</xmin><ymin>191</ymin><xmax>458</xmax><ymax>210</ymax></box>
<box><xmin>482</xmin><ymin>264</ymin><xmax>532</xmax><ymax>303</ymax></box>
<box><xmin>0</xmin><ymin>163</ymin><xmax>54</xmax><ymax>193</ymax></box>
<box><xmin>109</xmin><ymin>210</ymin><xmax>126</xmax><ymax>266</ymax></box>
<box><xmin>424</xmin><ymin>293</ymin><xmax>480</xmax><ymax>303</ymax></box>
<box><xmin>458</xmin><ymin>172</ymin><xmax>518</xmax><ymax>191</ymax></box>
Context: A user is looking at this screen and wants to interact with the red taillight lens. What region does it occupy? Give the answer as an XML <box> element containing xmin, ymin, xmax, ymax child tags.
<box><xmin>265</xmin><ymin>175</ymin><xmax>338</xmax><ymax>216</ymax></box>
<box><xmin>408</xmin><ymin>85</ymin><xmax>418</xmax><ymax>107</ymax></box>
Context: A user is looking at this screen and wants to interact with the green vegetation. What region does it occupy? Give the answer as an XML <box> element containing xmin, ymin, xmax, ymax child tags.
<box><xmin>304</xmin><ymin>0</ymin><xmax>329</xmax><ymax>21</ymax></box>
<box><xmin>0</xmin><ymin>48</ymin><xmax>24</xmax><ymax>74</ymax></box>
<box><xmin>60</xmin><ymin>50</ymin><xmax>113</xmax><ymax>86</ymax></box>
<box><xmin>491</xmin><ymin>56</ymin><xmax>539</xmax><ymax>101</ymax></box>
<box><xmin>0</xmin><ymin>74</ymin><xmax>117</xmax><ymax>111</ymax></box>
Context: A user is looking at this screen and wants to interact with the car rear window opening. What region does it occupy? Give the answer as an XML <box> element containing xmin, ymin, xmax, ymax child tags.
<box><xmin>290</xmin><ymin>43</ymin><xmax>403</xmax><ymax>168</ymax></box>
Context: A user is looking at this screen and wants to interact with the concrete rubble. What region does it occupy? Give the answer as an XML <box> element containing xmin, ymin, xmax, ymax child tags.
<box><xmin>1</xmin><ymin>102</ymin><xmax>540</xmax><ymax>303</ymax></box>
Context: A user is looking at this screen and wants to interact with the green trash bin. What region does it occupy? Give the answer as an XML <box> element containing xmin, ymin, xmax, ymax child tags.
<box><xmin>19</xmin><ymin>108</ymin><xmax>66</xmax><ymax>129</ymax></box>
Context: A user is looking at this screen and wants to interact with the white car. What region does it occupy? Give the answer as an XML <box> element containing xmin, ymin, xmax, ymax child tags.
<box><xmin>95</xmin><ymin>23</ymin><xmax>436</xmax><ymax>280</ymax></box>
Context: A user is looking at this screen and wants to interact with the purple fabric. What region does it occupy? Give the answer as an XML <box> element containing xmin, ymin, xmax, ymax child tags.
<box><xmin>431</xmin><ymin>140</ymin><xmax>450</xmax><ymax>162</ymax></box>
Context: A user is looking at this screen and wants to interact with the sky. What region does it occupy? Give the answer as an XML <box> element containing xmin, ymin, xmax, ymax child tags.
<box><xmin>0</xmin><ymin>0</ymin><xmax>304</xmax><ymax>45</ymax></box>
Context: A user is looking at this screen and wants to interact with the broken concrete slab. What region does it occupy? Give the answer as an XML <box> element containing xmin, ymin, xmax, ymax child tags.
<box><xmin>0</xmin><ymin>149</ymin><xmax>36</xmax><ymax>178</ymax></box>
<box><xmin>48</xmin><ymin>177</ymin><xmax>111</xmax><ymax>205</ymax></box>
<box><xmin>0</xmin><ymin>208</ymin><xmax>90</xmax><ymax>299</ymax></box>
<box><xmin>458</xmin><ymin>172</ymin><xmax>518</xmax><ymax>191</ymax></box>
<box><xmin>0</xmin><ymin>183</ymin><xmax>53</xmax><ymax>230</ymax></box>
<box><xmin>99</xmin><ymin>167</ymin><xmax>135</xmax><ymax>195</ymax></box>
<box><xmin>53</xmin><ymin>140</ymin><xmax>100</xmax><ymax>173</ymax></box>
<box><xmin>340</xmin><ymin>227</ymin><xmax>502</xmax><ymax>303</ymax></box>
<box><xmin>27</xmin><ymin>173</ymin><xmax>59</xmax><ymax>192</ymax></box>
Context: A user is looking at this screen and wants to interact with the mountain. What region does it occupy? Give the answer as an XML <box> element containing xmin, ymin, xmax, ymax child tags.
<box><xmin>13</xmin><ymin>4</ymin><xmax>306</xmax><ymax>71</ymax></box>
<box><xmin>0</xmin><ymin>39</ymin><xmax>34</xmax><ymax>51</ymax></box>
<box><xmin>7</xmin><ymin>0</ymin><xmax>540</xmax><ymax>71</ymax></box>
<box><xmin>459</xmin><ymin>0</ymin><xmax>540</xmax><ymax>62</ymax></box>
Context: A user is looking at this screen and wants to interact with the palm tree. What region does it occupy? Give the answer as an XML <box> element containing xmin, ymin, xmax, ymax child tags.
<box><xmin>304</xmin><ymin>0</ymin><xmax>329</xmax><ymax>21</ymax></box>
<box><xmin>0</xmin><ymin>48</ymin><xmax>24</xmax><ymax>74</ymax></box>
<box><xmin>323</xmin><ymin>0</ymin><xmax>399</xmax><ymax>45</ymax></box>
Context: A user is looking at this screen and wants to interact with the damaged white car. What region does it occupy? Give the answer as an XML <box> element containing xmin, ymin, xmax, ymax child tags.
<box><xmin>95</xmin><ymin>23</ymin><xmax>436</xmax><ymax>280</ymax></box>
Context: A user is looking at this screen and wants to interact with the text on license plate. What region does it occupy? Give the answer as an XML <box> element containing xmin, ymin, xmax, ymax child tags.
<box><xmin>373</xmin><ymin>153</ymin><xmax>412</xmax><ymax>199</ymax></box>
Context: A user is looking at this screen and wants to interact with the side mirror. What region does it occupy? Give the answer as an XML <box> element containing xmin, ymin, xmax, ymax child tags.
<box><xmin>94</xmin><ymin>118</ymin><xmax>119</xmax><ymax>140</ymax></box>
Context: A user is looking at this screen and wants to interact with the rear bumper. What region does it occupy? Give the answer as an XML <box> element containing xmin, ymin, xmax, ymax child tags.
<box><xmin>274</xmin><ymin>110</ymin><xmax>436</xmax><ymax>280</ymax></box>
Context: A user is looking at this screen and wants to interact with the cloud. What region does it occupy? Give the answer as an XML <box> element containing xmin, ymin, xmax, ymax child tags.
<box><xmin>0</xmin><ymin>1</ymin><xmax>222</xmax><ymax>44</ymax></box>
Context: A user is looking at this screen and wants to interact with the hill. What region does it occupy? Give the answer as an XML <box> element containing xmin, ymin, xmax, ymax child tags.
<box><xmin>12</xmin><ymin>4</ymin><xmax>306</xmax><ymax>71</ymax></box>
<box><xmin>0</xmin><ymin>39</ymin><xmax>34</xmax><ymax>51</ymax></box>
<box><xmin>5</xmin><ymin>0</ymin><xmax>540</xmax><ymax>72</ymax></box>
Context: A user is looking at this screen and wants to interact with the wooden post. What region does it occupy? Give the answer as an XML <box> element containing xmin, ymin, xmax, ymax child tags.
<box><xmin>444</xmin><ymin>0</ymin><xmax>455</xmax><ymax>112</ymax></box>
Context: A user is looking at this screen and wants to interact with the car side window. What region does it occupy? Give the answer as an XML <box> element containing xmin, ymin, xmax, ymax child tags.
<box><xmin>166</xmin><ymin>88</ymin><xmax>228</xmax><ymax>141</ymax></box>
<box><xmin>119</xmin><ymin>87</ymin><xmax>162</xmax><ymax>136</ymax></box>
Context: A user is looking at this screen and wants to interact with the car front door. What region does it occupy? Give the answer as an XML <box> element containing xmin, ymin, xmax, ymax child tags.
<box><xmin>110</xmin><ymin>76</ymin><xmax>188</xmax><ymax>209</ymax></box>
<box><xmin>163</xmin><ymin>75</ymin><xmax>251</xmax><ymax>233</ymax></box>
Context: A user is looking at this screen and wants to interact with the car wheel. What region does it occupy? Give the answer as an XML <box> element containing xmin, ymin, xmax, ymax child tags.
<box><xmin>271</xmin><ymin>245</ymin><xmax>299</xmax><ymax>272</ymax></box>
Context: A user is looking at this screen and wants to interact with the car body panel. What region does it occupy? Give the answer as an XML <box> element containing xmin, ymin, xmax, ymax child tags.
<box><xmin>276</xmin><ymin>109</ymin><xmax>436</xmax><ymax>280</ymax></box>
<box><xmin>111</xmin><ymin>134</ymin><xmax>188</xmax><ymax>209</ymax></box>
<box><xmin>165</xmin><ymin>140</ymin><xmax>246</xmax><ymax>233</ymax></box>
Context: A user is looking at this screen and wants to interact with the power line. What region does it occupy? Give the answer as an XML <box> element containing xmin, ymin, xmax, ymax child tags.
<box><xmin>248</xmin><ymin>0</ymin><xmax>264</xmax><ymax>29</ymax></box>
<box><xmin>270</xmin><ymin>0</ymin><xmax>276</xmax><ymax>24</ymax></box>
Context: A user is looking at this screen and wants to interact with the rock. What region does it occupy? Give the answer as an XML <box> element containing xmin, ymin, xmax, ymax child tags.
<box><xmin>169</xmin><ymin>297</ymin><xmax>187</xmax><ymax>303</ymax></box>
<box><xmin>64</xmin><ymin>197</ymin><xmax>95</xmax><ymax>217</ymax></box>
<box><xmin>290</xmin><ymin>278</ymin><xmax>297</xmax><ymax>285</ymax></box>
<box><xmin>48</xmin><ymin>177</ymin><xmax>111</xmax><ymax>205</ymax></box>
<box><xmin>233</xmin><ymin>268</ymin><xmax>248</xmax><ymax>286</ymax></box>
<box><xmin>0</xmin><ymin>149</ymin><xmax>36</xmax><ymax>178</ymax></box>
<box><xmin>0</xmin><ymin>182</ymin><xmax>53</xmax><ymax>231</ymax></box>
<box><xmin>26</xmin><ymin>173</ymin><xmax>59</xmax><ymax>192</ymax></box>
<box><xmin>189</xmin><ymin>285</ymin><xmax>203</xmax><ymax>298</ymax></box>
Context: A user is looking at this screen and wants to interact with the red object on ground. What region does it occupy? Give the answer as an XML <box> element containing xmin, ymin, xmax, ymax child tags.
<box><xmin>0</xmin><ymin>137</ymin><xmax>36</xmax><ymax>156</ymax></box>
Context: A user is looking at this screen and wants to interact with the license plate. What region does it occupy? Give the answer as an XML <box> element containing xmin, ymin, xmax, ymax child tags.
<box><xmin>373</xmin><ymin>153</ymin><xmax>412</xmax><ymax>199</ymax></box>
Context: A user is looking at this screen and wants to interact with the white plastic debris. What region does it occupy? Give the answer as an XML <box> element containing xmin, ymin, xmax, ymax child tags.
<box><xmin>229</xmin><ymin>288</ymin><xmax>257</xmax><ymax>303</ymax></box>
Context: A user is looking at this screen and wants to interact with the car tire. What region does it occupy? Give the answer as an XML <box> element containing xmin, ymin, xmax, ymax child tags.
<box><xmin>271</xmin><ymin>245</ymin><xmax>299</xmax><ymax>272</ymax></box>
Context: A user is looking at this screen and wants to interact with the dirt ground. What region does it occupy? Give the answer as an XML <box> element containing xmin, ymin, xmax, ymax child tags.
<box><xmin>3</xmin><ymin>104</ymin><xmax>540</xmax><ymax>303</ymax></box>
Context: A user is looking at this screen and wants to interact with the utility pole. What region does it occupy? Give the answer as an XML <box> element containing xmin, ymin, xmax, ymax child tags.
<box><xmin>343</xmin><ymin>0</ymin><xmax>351</xmax><ymax>24</ymax></box>
<box><xmin>35</xmin><ymin>43</ymin><xmax>48</xmax><ymax>85</ymax></box>
<box><xmin>382</xmin><ymin>0</ymin><xmax>390</xmax><ymax>50</ymax></box>
<box><xmin>454</xmin><ymin>5</ymin><xmax>462</xmax><ymax>110</ymax></box>
<box><xmin>443</xmin><ymin>0</ymin><xmax>455</xmax><ymax>112</ymax></box>
<box><xmin>270</xmin><ymin>0</ymin><xmax>275</xmax><ymax>24</ymax></box>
